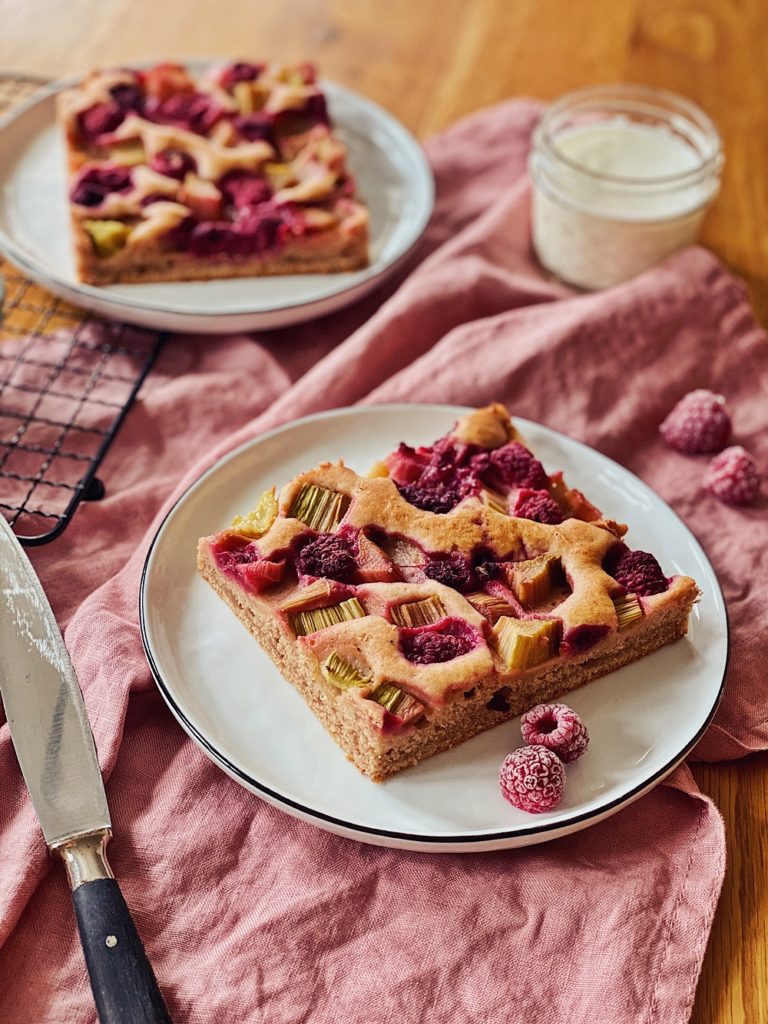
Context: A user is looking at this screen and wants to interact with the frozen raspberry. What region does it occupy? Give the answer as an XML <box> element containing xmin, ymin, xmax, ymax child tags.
<box><xmin>424</xmin><ymin>553</ymin><xmax>473</xmax><ymax>591</ymax></box>
<box><xmin>485</xmin><ymin>442</ymin><xmax>549</xmax><ymax>491</ymax></box>
<box><xmin>499</xmin><ymin>745</ymin><xmax>565</xmax><ymax>813</ymax></box>
<box><xmin>150</xmin><ymin>149</ymin><xmax>197</xmax><ymax>180</ymax></box>
<box><xmin>400</xmin><ymin>619</ymin><xmax>478</xmax><ymax>664</ymax></box>
<box><xmin>704</xmin><ymin>446</ymin><xmax>761</xmax><ymax>505</ymax></box>
<box><xmin>295</xmin><ymin>534</ymin><xmax>356</xmax><ymax>582</ymax></box>
<box><xmin>659</xmin><ymin>389</ymin><xmax>731</xmax><ymax>454</ymax></box>
<box><xmin>521</xmin><ymin>703</ymin><xmax>589</xmax><ymax>763</ymax></box>
<box><xmin>512</xmin><ymin>489</ymin><xmax>564</xmax><ymax>525</ymax></box>
<box><xmin>611</xmin><ymin>548</ymin><xmax>668</xmax><ymax>596</ymax></box>
<box><xmin>398</xmin><ymin>481</ymin><xmax>463</xmax><ymax>514</ymax></box>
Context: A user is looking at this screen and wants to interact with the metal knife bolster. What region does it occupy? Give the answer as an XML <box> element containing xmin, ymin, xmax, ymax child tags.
<box><xmin>52</xmin><ymin>829</ymin><xmax>114</xmax><ymax>890</ymax></box>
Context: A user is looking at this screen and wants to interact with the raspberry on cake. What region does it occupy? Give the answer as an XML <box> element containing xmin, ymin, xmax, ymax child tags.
<box><xmin>57</xmin><ymin>61</ymin><xmax>369</xmax><ymax>284</ymax></box>
<box><xmin>197</xmin><ymin>404</ymin><xmax>700</xmax><ymax>782</ymax></box>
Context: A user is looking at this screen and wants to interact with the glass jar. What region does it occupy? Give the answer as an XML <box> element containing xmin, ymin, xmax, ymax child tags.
<box><xmin>528</xmin><ymin>84</ymin><xmax>723</xmax><ymax>289</ymax></box>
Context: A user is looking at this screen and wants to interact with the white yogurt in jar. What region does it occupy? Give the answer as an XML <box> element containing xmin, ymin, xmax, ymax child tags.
<box><xmin>529</xmin><ymin>86</ymin><xmax>723</xmax><ymax>289</ymax></box>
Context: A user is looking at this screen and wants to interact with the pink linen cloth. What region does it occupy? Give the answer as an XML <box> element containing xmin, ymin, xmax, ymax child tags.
<box><xmin>1</xmin><ymin>98</ymin><xmax>766</xmax><ymax>1023</ymax></box>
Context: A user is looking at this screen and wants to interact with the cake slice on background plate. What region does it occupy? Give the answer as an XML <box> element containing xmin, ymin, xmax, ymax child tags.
<box><xmin>197</xmin><ymin>404</ymin><xmax>699</xmax><ymax>782</ymax></box>
<box><xmin>57</xmin><ymin>60</ymin><xmax>369</xmax><ymax>284</ymax></box>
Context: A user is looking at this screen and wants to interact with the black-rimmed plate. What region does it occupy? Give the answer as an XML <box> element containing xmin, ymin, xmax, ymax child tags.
<box><xmin>140</xmin><ymin>404</ymin><xmax>727</xmax><ymax>852</ymax></box>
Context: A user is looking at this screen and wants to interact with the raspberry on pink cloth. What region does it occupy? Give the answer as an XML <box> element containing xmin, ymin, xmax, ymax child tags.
<box><xmin>1</xmin><ymin>98</ymin><xmax>766</xmax><ymax>1024</ymax></box>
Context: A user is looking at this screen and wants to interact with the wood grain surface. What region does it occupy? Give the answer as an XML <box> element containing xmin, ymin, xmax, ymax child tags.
<box><xmin>1</xmin><ymin>2</ymin><xmax>766</xmax><ymax>1021</ymax></box>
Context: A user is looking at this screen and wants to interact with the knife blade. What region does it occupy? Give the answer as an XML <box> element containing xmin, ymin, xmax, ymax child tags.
<box><xmin>0</xmin><ymin>515</ymin><xmax>172</xmax><ymax>1024</ymax></box>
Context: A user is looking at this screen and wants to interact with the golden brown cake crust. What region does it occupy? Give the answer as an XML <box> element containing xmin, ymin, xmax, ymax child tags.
<box><xmin>197</xmin><ymin>405</ymin><xmax>700</xmax><ymax>781</ymax></box>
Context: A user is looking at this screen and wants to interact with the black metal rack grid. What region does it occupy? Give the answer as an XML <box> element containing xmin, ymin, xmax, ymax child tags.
<box><xmin>0</xmin><ymin>74</ymin><xmax>165</xmax><ymax>545</ymax></box>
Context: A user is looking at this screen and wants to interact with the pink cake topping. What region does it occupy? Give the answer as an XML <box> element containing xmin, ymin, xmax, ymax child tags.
<box><xmin>560</xmin><ymin>623</ymin><xmax>611</xmax><ymax>655</ymax></box>
<box><xmin>399</xmin><ymin>617</ymin><xmax>481</xmax><ymax>665</ymax></box>
<box><xmin>609</xmin><ymin>547</ymin><xmax>668</xmax><ymax>597</ymax></box>
<box><xmin>397</xmin><ymin>480</ymin><xmax>466</xmax><ymax>514</ymax></box>
<box><xmin>484</xmin><ymin>441</ymin><xmax>549</xmax><ymax>491</ymax></box>
<box><xmin>511</xmin><ymin>489</ymin><xmax>565</xmax><ymax>525</ymax></box>
<box><xmin>237</xmin><ymin>558</ymin><xmax>286</xmax><ymax>593</ymax></box>
<box><xmin>219</xmin><ymin>61</ymin><xmax>266</xmax><ymax>88</ymax></box>
<box><xmin>182</xmin><ymin>208</ymin><xmax>287</xmax><ymax>258</ymax></box>
<box><xmin>499</xmin><ymin>745</ymin><xmax>566</xmax><ymax>813</ymax></box>
<box><xmin>220</xmin><ymin>170</ymin><xmax>273</xmax><ymax>210</ymax></box>
<box><xmin>424</xmin><ymin>552</ymin><xmax>474</xmax><ymax>592</ymax></box>
<box><xmin>70</xmin><ymin>165</ymin><xmax>133</xmax><ymax>206</ymax></box>
<box><xmin>392</xmin><ymin>439</ymin><xmax>487</xmax><ymax>513</ymax></box>
<box><xmin>144</xmin><ymin>91</ymin><xmax>224</xmax><ymax>135</ymax></box>
<box><xmin>212</xmin><ymin>537</ymin><xmax>285</xmax><ymax>594</ymax></box>
<box><xmin>234</xmin><ymin>114</ymin><xmax>274</xmax><ymax>143</ymax></box>
<box><xmin>150</xmin><ymin>148</ymin><xmax>197</xmax><ymax>180</ymax></box>
<box><xmin>385</xmin><ymin>442</ymin><xmax>431</xmax><ymax>484</ymax></box>
<box><xmin>78</xmin><ymin>103</ymin><xmax>128</xmax><ymax>142</ymax></box>
<box><xmin>521</xmin><ymin>703</ymin><xmax>589</xmax><ymax>763</ymax></box>
<box><xmin>76</xmin><ymin>79</ymin><xmax>145</xmax><ymax>142</ymax></box>
<box><xmin>295</xmin><ymin>533</ymin><xmax>357</xmax><ymax>583</ymax></box>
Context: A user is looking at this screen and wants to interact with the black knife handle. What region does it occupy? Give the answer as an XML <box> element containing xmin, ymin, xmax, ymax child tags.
<box><xmin>71</xmin><ymin>877</ymin><xmax>172</xmax><ymax>1024</ymax></box>
<box><xmin>56</xmin><ymin>832</ymin><xmax>172</xmax><ymax>1024</ymax></box>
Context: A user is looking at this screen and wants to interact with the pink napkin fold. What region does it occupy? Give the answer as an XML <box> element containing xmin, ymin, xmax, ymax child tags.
<box><xmin>1</xmin><ymin>97</ymin><xmax>766</xmax><ymax>1023</ymax></box>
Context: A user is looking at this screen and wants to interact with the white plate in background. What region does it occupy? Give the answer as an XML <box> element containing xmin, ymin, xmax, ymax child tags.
<box><xmin>0</xmin><ymin>69</ymin><xmax>433</xmax><ymax>333</ymax></box>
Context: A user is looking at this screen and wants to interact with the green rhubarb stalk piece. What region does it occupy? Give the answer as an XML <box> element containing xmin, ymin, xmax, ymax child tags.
<box><xmin>466</xmin><ymin>592</ymin><xmax>516</xmax><ymax>624</ymax></box>
<box><xmin>230</xmin><ymin>487</ymin><xmax>278</xmax><ymax>538</ymax></box>
<box><xmin>108</xmin><ymin>140</ymin><xmax>146</xmax><ymax>166</ymax></box>
<box><xmin>280</xmin><ymin>579</ymin><xmax>334</xmax><ymax>612</ymax></box>
<box><xmin>509</xmin><ymin>555</ymin><xmax>558</xmax><ymax>607</ymax></box>
<box><xmin>390</xmin><ymin>595</ymin><xmax>446</xmax><ymax>628</ymax></box>
<box><xmin>371</xmin><ymin>684</ymin><xmax>425</xmax><ymax>723</ymax></box>
<box><xmin>613</xmin><ymin>593</ymin><xmax>644</xmax><ymax>631</ymax></box>
<box><xmin>478</xmin><ymin>487</ymin><xmax>508</xmax><ymax>514</ymax></box>
<box><xmin>291</xmin><ymin>597</ymin><xmax>365</xmax><ymax>636</ymax></box>
<box><xmin>320</xmin><ymin>651</ymin><xmax>372</xmax><ymax>690</ymax></box>
<box><xmin>288</xmin><ymin>484</ymin><xmax>350</xmax><ymax>532</ymax></box>
<box><xmin>493</xmin><ymin>616</ymin><xmax>559</xmax><ymax>671</ymax></box>
<box><xmin>83</xmin><ymin>219</ymin><xmax>131</xmax><ymax>257</ymax></box>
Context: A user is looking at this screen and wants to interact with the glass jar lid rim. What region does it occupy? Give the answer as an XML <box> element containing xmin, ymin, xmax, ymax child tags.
<box><xmin>536</xmin><ymin>83</ymin><xmax>723</xmax><ymax>187</ymax></box>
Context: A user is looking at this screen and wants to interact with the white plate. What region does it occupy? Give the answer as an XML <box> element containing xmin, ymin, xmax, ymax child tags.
<box><xmin>0</xmin><ymin>68</ymin><xmax>433</xmax><ymax>333</ymax></box>
<box><xmin>140</xmin><ymin>405</ymin><xmax>727</xmax><ymax>852</ymax></box>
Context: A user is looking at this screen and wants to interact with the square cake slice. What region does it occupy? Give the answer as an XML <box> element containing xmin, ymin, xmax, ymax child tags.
<box><xmin>197</xmin><ymin>405</ymin><xmax>699</xmax><ymax>781</ymax></box>
<box><xmin>57</xmin><ymin>61</ymin><xmax>369</xmax><ymax>284</ymax></box>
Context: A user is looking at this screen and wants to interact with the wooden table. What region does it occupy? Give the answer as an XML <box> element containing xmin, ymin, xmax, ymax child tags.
<box><xmin>1</xmin><ymin>2</ymin><xmax>765</xmax><ymax>1020</ymax></box>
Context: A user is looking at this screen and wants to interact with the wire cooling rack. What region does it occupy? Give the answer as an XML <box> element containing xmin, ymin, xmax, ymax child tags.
<box><xmin>0</xmin><ymin>74</ymin><xmax>165</xmax><ymax>545</ymax></box>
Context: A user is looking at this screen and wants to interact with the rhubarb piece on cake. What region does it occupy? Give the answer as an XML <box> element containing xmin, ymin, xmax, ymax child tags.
<box><xmin>57</xmin><ymin>61</ymin><xmax>369</xmax><ymax>284</ymax></box>
<box><xmin>197</xmin><ymin>404</ymin><xmax>699</xmax><ymax>782</ymax></box>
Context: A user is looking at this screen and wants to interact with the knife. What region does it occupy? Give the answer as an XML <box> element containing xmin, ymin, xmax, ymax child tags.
<box><xmin>0</xmin><ymin>515</ymin><xmax>172</xmax><ymax>1024</ymax></box>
